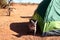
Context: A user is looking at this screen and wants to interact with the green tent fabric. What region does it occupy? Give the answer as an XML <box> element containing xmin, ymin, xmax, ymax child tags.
<box><xmin>32</xmin><ymin>0</ymin><xmax>51</xmax><ymax>33</ymax></box>
<box><xmin>31</xmin><ymin>0</ymin><xmax>60</xmax><ymax>36</ymax></box>
<box><xmin>43</xmin><ymin>0</ymin><xmax>60</xmax><ymax>36</ymax></box>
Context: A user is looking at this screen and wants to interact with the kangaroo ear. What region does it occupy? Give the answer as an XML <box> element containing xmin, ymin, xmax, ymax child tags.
<box><xmin>31</xmin><ymin>20</ymin><xmax>34</xmax><ymax>23</ymax></box>
<box><xmin>35</xmin><ymin>21</ymin><xmax>37</xmax><ymax>24</ymax></box>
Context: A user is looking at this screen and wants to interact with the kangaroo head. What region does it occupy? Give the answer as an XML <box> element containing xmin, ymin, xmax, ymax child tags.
<box><xmin>31</xmin><ymin>20</ymin><xmax>37</xmax><ymax>26</ymax></box>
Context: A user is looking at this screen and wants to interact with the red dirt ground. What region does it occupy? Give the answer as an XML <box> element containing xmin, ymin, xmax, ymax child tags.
<box><xmin>0</xmin><ymin>3</ymin><xmax>60</xmax><ymax>40</ymax></box>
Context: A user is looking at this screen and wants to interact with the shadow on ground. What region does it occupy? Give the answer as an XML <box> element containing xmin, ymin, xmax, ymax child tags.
<box><xmin>20</xmin><ymin>16</ymin><xmax>32</xmax><ymax>18</ymax></box>
<box><xmin>10</xmin><ymin>22</ymin><xmax>40</xmax><ymax>37</ymax></box>
<box><xmin>10</xmin><ymin>22</ymin><xmax>29</xmax><ymax>37</ymax></box>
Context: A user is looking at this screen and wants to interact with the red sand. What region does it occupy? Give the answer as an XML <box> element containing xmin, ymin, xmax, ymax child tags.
<box><xmin>0</xmin><ymin>3</ymin><xmax>60</xmax><ymax>40</ymax></box>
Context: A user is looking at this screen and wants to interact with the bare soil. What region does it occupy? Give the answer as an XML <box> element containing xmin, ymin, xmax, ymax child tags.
<box><xmin>0</xmin><ymin>3</ymin><xmax>60</xmax><ymax>40</ymax></box>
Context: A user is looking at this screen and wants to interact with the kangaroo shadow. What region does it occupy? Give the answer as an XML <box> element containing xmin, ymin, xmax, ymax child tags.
<box><xmin>10</xmin><ymin>22</ymin><xmax>37</xmax><ymax>37</ymax></box>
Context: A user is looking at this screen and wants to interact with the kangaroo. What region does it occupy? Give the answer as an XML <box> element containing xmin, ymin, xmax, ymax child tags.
<box><xmin>29</xmin><ymin>19</ymin><xmax>37</xmax><ymax>35</ymax></box>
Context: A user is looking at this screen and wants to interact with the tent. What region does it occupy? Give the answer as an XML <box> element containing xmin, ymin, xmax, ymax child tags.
<box><xmin>31</xmin><ymin>0</ymin><xmax>60</xmax><ymax>36</ymax></box>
